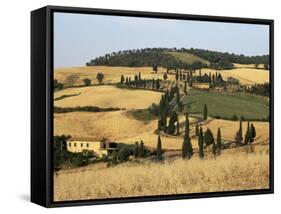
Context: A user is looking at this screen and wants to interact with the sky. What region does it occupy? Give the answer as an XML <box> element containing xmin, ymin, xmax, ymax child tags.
<box><xmin>54</xmin><ymin>12</ymin><xmax>270</xmax><ymax>68</ymax></box>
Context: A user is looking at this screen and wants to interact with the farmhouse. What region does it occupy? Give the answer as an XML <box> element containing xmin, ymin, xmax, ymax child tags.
<box><xmin>66</xmin><ymin>138</ymin><xmax>118</xmax><ymax>156</ymax></box>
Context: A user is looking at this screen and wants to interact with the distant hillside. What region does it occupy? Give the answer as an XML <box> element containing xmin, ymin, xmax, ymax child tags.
<box><xmin>163</xmin><ymin>51</ymin><xmax>210</xmax><ymax>66</ymax></box>
<box><xmin>86</xmin><ymin>48</ymin><xmax>269</xmax><ymax>70</ymax></box>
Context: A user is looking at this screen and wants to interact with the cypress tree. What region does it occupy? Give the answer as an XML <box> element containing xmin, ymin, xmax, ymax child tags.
<box><xmin>204</xmin><ymin>128</ymin><xmax>215</xmax><ymax>147</ymax></box>
<box><xmin>140</xmin><ymin>140</ymin><xmax>145</xmax><ymax>157</ymax></box>
<box><xmin>250</xmin><ymin>123</ymin><xmax>256</xmax><ymax>144</ymax></box>
<box><xmin>184</xmin><ymin>81</ymin><xmax>187</xmax><ymax>94</ymax></box>
<box><xmin>176</xmin><ymin>70</ymin><xmax>179</xmax><ymax>81</ymax></box>
<box><xmin>152</xmin><ymin>78</ymin><xmax>155</xmax><ymax>89</ymax></box>
<box><xmin>244</xmin><ymin>121</ymin><xmax>250</xmax><ymax>145</ymax></box>
<box><xmin>216</xmin><ymin>128</ymin><xmax>222</xmax><ymax>155</ymax></box>
<box><xmin>195</xmin><ymin>124</ymin><xmax>199</xmax><ymax>136</ymax></box>
<box><xmin>203</xmin><ymin>104</ymin><xmax>208</xmax><ymax>121</ymax></box>
<box><xmin>198</xmin><ymin>127</ymin><xmax>204</xmax><ymax>159</ymax></box>
<box><xmin>157</xmin><ymin>135</ymin><xmax>162</xmax><ymax>161</ymax></box>
<box><xmin>138</xmin><ymin>72</ymin><xmax>141</xmax><ymax>81</ymax></box>
<box><xmin>235</xmin><ymin>118</ymin><xmax>243</xmax><ymax>144</ymax></box>
<box><xmin>125</xmin><ymin>77</ymin><xmax>129</xmax><ymax>85</ymax></box>
<box><xmin>182</xmin><ymin>114</ymin><xmax>193</xmax><ymax>159</ymax></box>
<box><xmin>120</xmin><ymin>75</ymin><xmax>125</xmax><ymax>84</ymax></box>
<box><xmin>134</xmin><ymin>141</ymin><xmax>139</xmax><ymax>158</ymax></box>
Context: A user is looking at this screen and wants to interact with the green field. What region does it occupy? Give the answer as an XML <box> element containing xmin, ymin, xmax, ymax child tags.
<box><xmin>182</xmin><ymin>89</ymin><xmax>269</xmax><ymax>120</ymax></box>
<box><xmin>164</xmin><ymin>51</ymin><xmax>210</xmax><ymax>66</ymax></box>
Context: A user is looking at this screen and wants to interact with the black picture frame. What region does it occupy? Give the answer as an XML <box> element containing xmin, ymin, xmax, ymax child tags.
<box><xmin>31</xmin><ymin>5</ymin><xmax>274</xmax><ymax>208</ymax></box>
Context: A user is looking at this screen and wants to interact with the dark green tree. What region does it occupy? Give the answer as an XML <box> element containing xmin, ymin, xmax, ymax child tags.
<box><xmin>235</xmin><ymin>118</ymin><xmax>243</xmax><ymax>144</ymax></box>
<box><xmin>250</xmin><ymin>123</ymin><xmax>256</xmax><ymax>144</ymax></box>
<box><xmin>195</xmin><ymin>124</ymin><xmax>199</xmax><ymax>136</ymax></box>
<box><xmin>163</xmin><ymin>73</ymin><xmax>168</xmax><ymax>81</ymax></box>
<box><xmin>182</xmin><ymin>114</ymin><xmax>193</xmax><ymax>159</ymax></box>
<box><xmin>198</xmin><ymin>127</ymin><xmax>204</xmax><ymax>159</ymax></box>
<box><xmin>157</xmin><ymin>135</ymin><xmax>162</xmax><ymax>161</ymax></box>
<box><xmin>153</xmin><ymin>64</ymin><xmax>158</xmax><ymax>73</ymax></box>
<box><xmin>96</xmin><ymin>72</ymin><xmax>104</xmax><ymax>84</ymax></box>
<box><xmin>204</xmin><ymin>128</ymin><xmax>215</xmax><ymax>147</ymax></box>
<box><xmin>216</xmin><ymin>128</ymin><xmax>222</xmax><ymax>155</ymax></box>
<box><xmin>140</xmin><ymin>140</ymin><xmax>145</xmax><ymax>157</ymax></box>
<box><xmin>184</xmin><ymin>81</ymin><xmax>187</xmax><ymax>94</ymax></box>
<box><xmin>83</xmin><ymin>78</ymin><xmax>92</xmax><ymax>86</ymax></box>
<box><xmin>244</xmin><ymin>121</ymin><xmax>251</xmax><ymax>145</ymax></box>
<box><xmin>134</xmin><ymin>141</ymin><xmax>139</xmax><ymax>158</ymax></box>
<box><xmin>120</xmin><ymin>75</ymin><xmax>125</xmax><ymax>84</ymax></box>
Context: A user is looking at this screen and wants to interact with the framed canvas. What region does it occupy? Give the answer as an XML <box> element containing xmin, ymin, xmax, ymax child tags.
<box><xmin>31</xmin><ymin>5</ymin><xmax>274</xmax><ymax>207</ymax></box>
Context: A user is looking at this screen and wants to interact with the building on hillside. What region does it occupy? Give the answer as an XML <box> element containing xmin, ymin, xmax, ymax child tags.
<box><xmin>227</xmin><ymin>77</ymin><xmax>240</xmax><ymax>85</ymax></box>
<box><xmin>66</xmin><ymin>138</ymin><xmax>118</xmax><ymax>156</ymax></box>
<box><xmin>192</xmin><ymin>82</ymin><xmax>210</xmax><ymax>90</ymax></box>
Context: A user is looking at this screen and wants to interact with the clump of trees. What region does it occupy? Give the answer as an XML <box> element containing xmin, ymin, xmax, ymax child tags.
<box><xmin>120</xmin><ymin>73</ymin><xmax>162</xmax><ymax>91</ymax></box>
<box><xmin>54</xmin><ymin>79</ymin><xmax>63</xmax><ymax>91</ymax></box>
<box><xmin>86</xmin><ymin>47</ymin><xmax>269</xmax><ymax>70</ymax></box>
<box><xmin>157</xmin><ymin>85</ymin><xmax>182</xmax><ymax>135</ymax></box>
<box><xmin>83</xmin><ymin>78</ymin><xmax>91</xmax><ymax>86</ymax></box>
<box><xmin>245</xmin><ymin>83</ymin><xmax>270</xmax><ymax>97</ymax></box>
<box><xmin>234</xmin><ymin>119</ymin><xmax>257</xmax><ymax>145</ymax></box>
<box><xmin>96</xmin><ymin>72</ymin><xmax>104</xmax><ymax>84</ymax></box>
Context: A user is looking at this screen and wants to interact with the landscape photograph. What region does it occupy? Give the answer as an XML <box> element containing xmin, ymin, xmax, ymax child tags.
<box><xmin>52</xmin><ymin>12</ymin><xmax>271</xmax><ymax>202</ymax></box>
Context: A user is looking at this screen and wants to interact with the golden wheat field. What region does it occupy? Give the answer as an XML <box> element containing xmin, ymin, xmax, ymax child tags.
<box><xmin>197</xmin><ymin>68</ymin><xmax>269</xmax><ymax>85</ymax></box>
<box><xmin>54</xmin><ymin>66</ymin><xmax>172</xmax><ymax>87</ymax></box>
<box><xmin>234</xmin><ymin>63</ymin><xmax>266</xmax><ymax>69</ymax></box>
<box><xmin>54</xmin><ymin>85</ymin><xmax>162</xmax><ymax>109</ymax></box>
<box><xmin>53</xmin><ymin>150</ymin><xmax>269</xmax><ymax>201</ymax></box>
<box><xmin>54</xmin><ymin>109</ymin><xmax>269</xmax><ymax>150</ymax></box>
<box><xmin>54</xmin><ymin>111</ymin><xmax>197</xmax><ymax>150</ymax></box>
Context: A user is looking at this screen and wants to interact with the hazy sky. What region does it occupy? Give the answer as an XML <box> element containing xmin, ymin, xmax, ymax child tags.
<box><xmin>54</xmin><ymin>12</ymin><xmax>269</xmax><ymax>68</ymax></box>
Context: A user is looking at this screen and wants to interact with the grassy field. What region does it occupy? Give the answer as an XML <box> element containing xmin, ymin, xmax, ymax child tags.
<box><xmin>164</xmin><ymin>51</ymin><xmax>210</xmax><ymax>65</ymax></box>
<box><xmin>53</xmin><ymin>149</ymin><xmax>269</xmax><ymax>201</ymax></box>
<box><xmin>54</xmin><ymin>85</ymin><xmax>163</xmax><ymax>109</ymax></box>
<box><xmin>183</xmin><ymin>89</ymin><xmax>269</xmax><ymax>120</ymax></box>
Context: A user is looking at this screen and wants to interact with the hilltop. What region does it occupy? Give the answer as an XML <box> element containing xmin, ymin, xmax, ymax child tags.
<box><xmin>86</xmin><ymin>48</ymin><xmax>269</xmax><ymax>70</ymax></box>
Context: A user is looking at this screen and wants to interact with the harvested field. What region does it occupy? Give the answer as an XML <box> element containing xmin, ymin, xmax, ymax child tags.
<box><xmin>54</xmin><ymin>85</ymin><xmax>162</xmax><ymax>109</ymax></box>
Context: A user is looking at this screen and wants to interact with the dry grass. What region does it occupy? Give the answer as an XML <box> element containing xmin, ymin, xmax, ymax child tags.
<box><xmin>54</xmin><ymin>85</ymin><xmax>162</xmax><ymax>109</ymax></box>
<box><xmin>234</xmin><ymin>63</ymin><xmax>266</xmax><ymax>69</ymax></box>
<box><xmin>54</xmin><ymin>110</ymin><xmax>269</xmax><ymax>150</ymax></box>
<box><xmin>53</xmin><ymin>150</ymin><xmax>269</xmax><ymax>201</ymax></box>
<box><xmin>54</xmin><ymin>66</ymin><xmax>172</xmax><ymax>87</ymax></box>
<box><xmin>197</xmin><ymin>68</ymin><xmax>269</xmax><ymax>85</ymax></box>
